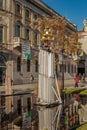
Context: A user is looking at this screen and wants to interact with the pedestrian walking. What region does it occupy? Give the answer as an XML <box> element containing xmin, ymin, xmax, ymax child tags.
<box><xmin>74</xmin><ymin>74</ymin><xmax>79</xmax><ymax>88</ymax></box>
<box><xmin>30</xmin><ymin>75</ymin><xmax>34</xmax><ymax>83</ymax></box>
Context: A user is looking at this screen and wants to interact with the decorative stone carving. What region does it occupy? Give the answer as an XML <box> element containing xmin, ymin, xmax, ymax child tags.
<box><xmin>83</xmin><ymin>19</ymin><xmax>87</xmax><ymax>32</ymax></box>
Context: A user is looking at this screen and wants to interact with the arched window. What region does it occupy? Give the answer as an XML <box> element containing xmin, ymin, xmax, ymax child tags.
<box><xmin>27</xmin><ymin>60</ymin><xmax>30</xmax><ymax>72</ymax></box>
<box><xmin>17</xmin><ymin>57</ymin><xmax>21</xmax><ymax>72</ymax></box>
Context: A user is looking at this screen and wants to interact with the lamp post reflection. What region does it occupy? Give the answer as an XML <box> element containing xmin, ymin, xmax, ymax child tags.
<box><xmin>58</xmin><ymin>49</ymin><xmax>65</xmax><ymax>105</ymax></box>
<box><xmin>38</xmin><ymin>26</ymin><xmax>58</xmax><ymax>105</ymax></box>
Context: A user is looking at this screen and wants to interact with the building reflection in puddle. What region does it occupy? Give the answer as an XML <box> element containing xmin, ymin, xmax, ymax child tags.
<box><xmin>37</xmin><ymin>105</ymin><xmax>62</xmax><ymax>130</ymax></box>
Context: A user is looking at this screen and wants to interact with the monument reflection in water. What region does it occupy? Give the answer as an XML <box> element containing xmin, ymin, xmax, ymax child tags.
<box><xmin>37</xmin><ymin>105</ymin><xmax>62</xmax><ymax>130</ymax></box>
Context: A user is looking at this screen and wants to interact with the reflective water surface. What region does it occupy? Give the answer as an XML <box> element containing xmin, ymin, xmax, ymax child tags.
<box><xmin>30</xmin><ymin>103</ymin><xmax>79</xmax><ymax>130</ymax></box>
<box><xmin>1</xmin><ymin>95</ymin><xmax>80</xmax><ymax>130</ymax></box>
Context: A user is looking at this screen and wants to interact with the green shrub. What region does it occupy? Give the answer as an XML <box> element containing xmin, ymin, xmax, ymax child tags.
<box><xmin>76</xmin><ymin>123</ymin><xmax>87</xmax><ymax>130</ymax></box>
<box><xmin>79</xmin><ymin>90</ymin><xmax>87</xmax><ymax>95</ymax></box>
<box><xmin>63</xmin><ymin>88</ymin><xmax>84</xmax><ymax>94</ymax></box>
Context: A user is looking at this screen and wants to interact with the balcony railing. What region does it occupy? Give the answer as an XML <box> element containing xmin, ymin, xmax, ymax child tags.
<box><xmin>13</xmin><ymin>37</ymin><xmax>31</xmax><ymax>48</ymax></box>
<box><xmin>13</xmin><ymin>37</ymin><xmax>22</xmax><ymax>48</ymax></box>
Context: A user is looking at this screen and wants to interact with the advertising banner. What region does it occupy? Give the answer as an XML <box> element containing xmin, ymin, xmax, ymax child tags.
<box><xmin>22</xmin><ymin>44</ymin><xmax>31</xmax><ymax>60</ymax></box>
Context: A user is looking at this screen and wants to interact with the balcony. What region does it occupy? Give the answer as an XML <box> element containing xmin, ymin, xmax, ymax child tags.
<box><xmin>13</xmin><ymin>37</ymin><xmax>21</xmax><ymax>48</ymax></box>
<box><xmin>13</xmin><ymin>37</ymin><xmax>31</xmax><ymax>48</ymax></box>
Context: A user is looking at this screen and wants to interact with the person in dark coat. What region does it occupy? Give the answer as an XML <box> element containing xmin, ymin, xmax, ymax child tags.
<box><xmin>30</xmin><ymin>75</ymin><xmax>34</xmax><ymax>83</ymax></box>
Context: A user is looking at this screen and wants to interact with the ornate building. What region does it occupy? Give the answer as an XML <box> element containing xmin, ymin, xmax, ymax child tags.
<box><xmin>78</xmin><ymin>19</ymin><xmax>87</xmax><ymax>76</ymax></box>
<box><xmin>0</xmin><ymin>0</ymin><xmax>77</xmax><ymax>86</ymax></box>
<box><xmin>0</xmin><ymin>0</ymin><xmax>79</xmax><ymax>129</ymax></box>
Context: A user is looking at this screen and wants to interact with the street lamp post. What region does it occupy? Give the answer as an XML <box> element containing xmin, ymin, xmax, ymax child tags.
<box><xmin>41</xmin><ymin>27</ymin><xmax>52</xmax><ymax>49</ymax></box>
<box><xmin>38</xmin><ymin>27</ymin><xmax>54</xmax><ymax>104</ymax></box>
<box><xmin>62</xmin><ymin>64</ymin><xmax>64</xmax><ymax>105</ymax></box>
<box><xmin>58</xmin><ymin>49</ymin><xmax>65</xmax><ymax>105</ymax></box>
<box><xmin>38</xmin><ymin>26</ymin><xmax>62</xmax><ymax>105</ymax></box>
<box><xmin>62</xmin><ymin>53</ymin><xmax>64</xmax><ymax>90</ymax></box>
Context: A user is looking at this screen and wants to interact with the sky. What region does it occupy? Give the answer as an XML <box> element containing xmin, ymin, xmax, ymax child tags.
<box><xmin>42</xmin><ymin>0</ymin><xmax>87</xmax><ymax>31</ymax></box>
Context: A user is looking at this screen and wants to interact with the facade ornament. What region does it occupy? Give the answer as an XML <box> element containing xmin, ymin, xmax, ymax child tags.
<box><xmin>83</xmin><ymin>19</ymin><xmax>87</xmax><ymax>32</ymax></box>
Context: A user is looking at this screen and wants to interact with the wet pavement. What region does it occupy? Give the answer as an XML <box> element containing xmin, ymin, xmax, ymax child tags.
<box><xmin>1</xmin><ymin>79</ymin><xmax>87</xmax><ymax>130</ymax></box>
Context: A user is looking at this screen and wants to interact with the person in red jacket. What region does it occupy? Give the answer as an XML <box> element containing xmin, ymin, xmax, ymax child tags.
<box><xmin>74</xmin><ymin>74</ymin><xmax>79</xmax><ymax>88</ymax></box>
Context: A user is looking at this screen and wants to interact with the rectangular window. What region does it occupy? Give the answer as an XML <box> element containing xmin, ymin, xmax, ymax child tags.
<box><xmin>17</xmin><ymin>99</ymin><xmax>22</xmax><ymax>115</ymax></box>
<box><xmin>35</xmin><ymin>60</ymin><xmax>38</xmax><ymax>72</ymax></box>
<box><xmin>27</xmin><ymin>97</ymin><xmax>31</xmax><ymax>111</ymax></box>
<box><xmin>27</xmin><ymin>60</ymin><xmax>30</xmax><ymax>72</ymax></box>
<box><xmin>33</xmin><ymin>13</ymin><xmax>37</xmax><ymax>20</ymax></box>
<box><xmin>16</xmin><ymin>25</ymin><xmax>20</xmax><ymax>37</ymax></box>
<box><xmin>16</xmin><ymin>3</ymin><xmax>21</xmax><ymax>14</ymax></box>
<box><xmin>26</xmin><ymin>29</ymin><xmax>30</xmax><ymax>40</ymax></box>
<box><xmin>68</xmin><ymin>63</ymin><xmax>70</xmax><ymax>73</ymax></box>
<box><xmin>71</xmin><ymin>65</ymin><xmax>73</xmax><ymax>73</ymax></box>
<box><xmin>0</xmin><ymin>0</ymin><xmax>3</xmax><ymax>8</ymax></box>
<box><xmin>0</xmin><ymin>26</ymin><xmax>3</xmax><ymax>42</ymax></box>
<box><xmin>33</xmin><ymin>32</ymin><xmax>38</xmax><ymax>45</ymax></box>
<box><xmin>25</xmin><ymin>9</ymin><xmax>30</xmax><ymax>19</ymax></box>
<box><xmin>17</xmin><ymin>57</ymin><xmax>21</xmax><ymax>72</ymax></box>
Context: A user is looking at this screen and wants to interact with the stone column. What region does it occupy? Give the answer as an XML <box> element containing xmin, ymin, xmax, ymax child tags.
<box><xmin>38</xmin><ymin>50</ymin><xmax>55</xmax><ymax>104</ymax></box>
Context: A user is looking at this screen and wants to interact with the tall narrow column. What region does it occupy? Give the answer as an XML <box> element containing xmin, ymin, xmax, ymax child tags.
<box><xmin>38</xmin><ymin>49</ymin><xmax>55</xmax><ymax>104</ymax></box>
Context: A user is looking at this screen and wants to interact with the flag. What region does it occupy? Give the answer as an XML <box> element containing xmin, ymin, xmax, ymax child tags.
<box><xmin>22</xmin><ymin>44</ymin><xmax>31</xmax><ymax>60</ymax></box>
<box><xmin>25</xmin><ymin>53</ymin><xmax>31</xmax><ymax>60</ymax></box>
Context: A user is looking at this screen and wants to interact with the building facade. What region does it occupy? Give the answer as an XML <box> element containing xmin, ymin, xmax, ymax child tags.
<box><xmin>0</xmin><ymin>0</ymin><xmax>79</xmax><ymax>129</ymax></box>
<box><xmin>78</xmin><ymin>19</ymin><xmax>87</xmax><ymax>76</ymax></box>
<box><xmin>0</xmin><ymin>0</ymin><xmax>78</xmax><ymax>87</ymax></box>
